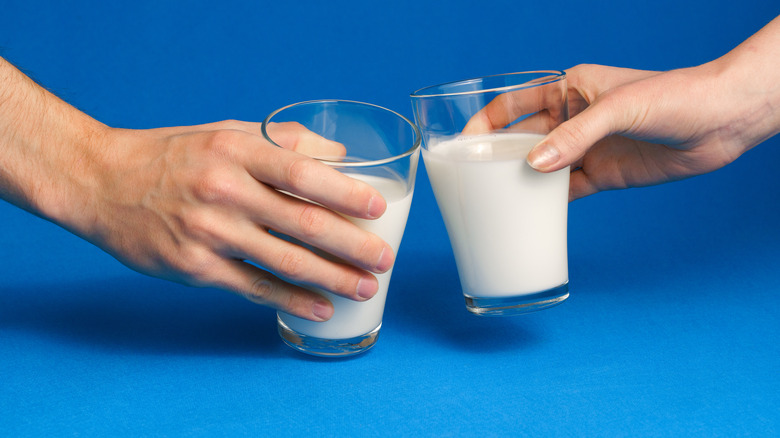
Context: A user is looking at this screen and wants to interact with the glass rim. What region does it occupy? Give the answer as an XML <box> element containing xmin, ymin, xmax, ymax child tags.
<box><xmin>410</xmin><ymin>70</ymin><xmax>566</xmax><ymax>98</ymax></box>
<box><xmin>262</xmin><ymin>99</ymin><xmax>421</xmax><ymax>168</ymax></box>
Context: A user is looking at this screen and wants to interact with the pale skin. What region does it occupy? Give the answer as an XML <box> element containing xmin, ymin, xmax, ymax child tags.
<box><xmin>467</xmin><ymin>15</ymin><xmax>780</xmax><ymax>201</ymax></box>
<box><xmin>4</xmin><ymin>17</ymin><xmax>778</xmax><ymax>327</ymax></box>
<box><xmin>0</xmin><ymin>57</ymin><xmax>395</xmax><ymax>322</ymax></box>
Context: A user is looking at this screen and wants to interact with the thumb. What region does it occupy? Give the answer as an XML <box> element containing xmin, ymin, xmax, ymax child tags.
<box><xmin>527</xmin><ymin>100</ymin><xmax>616</xmax><ymax>172</ymax></box>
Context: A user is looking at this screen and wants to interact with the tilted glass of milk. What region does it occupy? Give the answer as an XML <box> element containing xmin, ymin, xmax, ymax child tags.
<box><xmin>411</xmin><ymin>71</ymin><xmax>570</xmax><ymax>316</ymax></box>
<box><xmin>262</xmin><ymin>100</ymin><xmax>420</xmax><ymax>357</ymax></box>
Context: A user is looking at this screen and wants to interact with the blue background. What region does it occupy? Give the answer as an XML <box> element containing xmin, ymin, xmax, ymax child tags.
<box><xmin>1</xmin><ymin>1</ymin><xmax>778</xmax><ymax>436</ymax></box>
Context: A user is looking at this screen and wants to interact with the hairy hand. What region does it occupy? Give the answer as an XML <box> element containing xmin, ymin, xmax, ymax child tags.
<box><xmin>73</xmin><ymin>120</ymin><xmax>394</xmax><ymax>321</ymax></box>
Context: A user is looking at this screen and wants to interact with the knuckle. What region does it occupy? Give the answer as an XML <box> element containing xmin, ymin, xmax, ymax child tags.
<box><xmin>214</xmin><ymin>119</ymin><xmax>245</xmax><ymax>131</ymax></box>
<box><xmin>280</xmin><ymin>121</ymin><xmax>306</xmax><ymax>132</ymax></box>
<box><xmin>203</xmin><ymin>129</ymin><xmax>241</xmax><ymax>157</ymax></box>
<box><xmin>248</xmin><ymin>276</ymin><xmax>276</xmax><ymax>302</ymax></box>
<box><xmin>276</xmin><ymin>249</ymin><xmax>306</xmax><ymax>279</ymax></box>
<box><xmin>173</xmin><ymin>245</ymin><xmax>216</xmax><ymax>286</ymax></box>
<box><xmin>356</xmin><ymin>233</ymin><xmax>383</xmax><ymax>265</ymax></box>
<box><xmin>296</xmin><ymin>204</ymin><xmax>327</xmax><ymax>238</ymax></box>
<box><xmin>348</xmin><ymin>178</ymin><xmax>368</xmax><ymax>200</ymax></box>
<box><xmin>246</xmin><ymin>272</ymin><xmax>304</xmax><ymax>314</ymax></box>
<box><xmin>343</xmin><ymin>178</ymin><xmax>374</xmax><ymax>214</ymax></box>
<box><xmin>571</xmin><ymin>63</ymin><xmax>596</xmax><ymax>74</ymax></box>
<box><xmin>265</xmin><ymin>121</ymin><xmax>306</xmax><ymax>150</ymax></box>
<box><xmin>284</xmin><ymin>157</ymin><xmax>315</xmax><ymax>189</ymax></box>
<box><xmin>555</xmin><ymin>119</ymin><xmax>592</xmax><ymax>155</ymax></box>
<box><xmin>599</xmin><ymin>89</ymin><xmax>642</xmax><ymax>132</ymax></box>
<box><xmin>192</xmin><ymin>168</ymin><xmax>236</xmax><ymax>204</ymax></box>
<box><xmin>329</xmin><ymin>270</ymin><xmax>355</xmax><ymax>296</ymax></box>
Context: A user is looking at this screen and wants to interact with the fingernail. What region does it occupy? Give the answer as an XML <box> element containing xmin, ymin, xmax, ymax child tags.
<box><xmin>374</xmin><ymin>246</ymin><xmax>394</xmax><ymax>272</ymax></box>
<box><xmin>356</xmin><ymin>275</ymin><xmax>378</xmax><ymax>300</ymax></box>
<box><xmin>311</xmin><ymin>299</ymin><xmax>333</xmax><ymax>321</ymax></box>
<box><xmin>366</xmin><ymin>194</ymin><xmax>386</xmax><ymax>219</ymax></box>
<box><xmin>528</xmin><ymin>142</ymin><xmax>560</xmax><ymax>170</ymax></box>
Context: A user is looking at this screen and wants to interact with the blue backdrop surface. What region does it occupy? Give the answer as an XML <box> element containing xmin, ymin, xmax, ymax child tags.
<box><xmin>1</xmin><ymin>1</ymin><xmax>778</xmax><ymax>436</ymax></box>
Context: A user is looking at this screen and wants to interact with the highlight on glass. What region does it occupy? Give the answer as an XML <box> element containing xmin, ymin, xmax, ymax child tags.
<box><xmin>262</xmin><ymin>99</ymin><xmax>420</xmax><ymax>356</ymax></box>
<box><xmin>411</xmin><ymin>71</ymin><xmax>570</xmax><ymax>316</ymax></box>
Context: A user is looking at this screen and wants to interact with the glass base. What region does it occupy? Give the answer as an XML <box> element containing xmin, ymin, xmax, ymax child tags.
<box><xmin>464</xmin><ymin>282</ymin><xmax>569</xmax><ymax>316</ymax></box>
<box><xmin>277</xmin><ymin>316</ymin><xmax>381</xmax><ymax>357</ymax></box>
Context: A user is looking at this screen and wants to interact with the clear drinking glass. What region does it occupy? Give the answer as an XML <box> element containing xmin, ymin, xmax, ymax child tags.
<box><xmin>410</xmin><ymin>71</ymin><xmax>570</xmax><ymax>316</ymax></box>
<box><xmin>262</xmin><ymin>100</ymin><xmax>420</xmax><ymax>356</ymax></box>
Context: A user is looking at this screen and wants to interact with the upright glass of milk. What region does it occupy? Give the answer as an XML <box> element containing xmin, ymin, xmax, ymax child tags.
<box><xmin>262</xmin><ymin>100</ymin><xmax>420</xmax><ymax>357</ymax></box>
<box><xmin>411</xmin><ymin>71</ymin><xmax>570</xmax><ymax>316</ymax></box>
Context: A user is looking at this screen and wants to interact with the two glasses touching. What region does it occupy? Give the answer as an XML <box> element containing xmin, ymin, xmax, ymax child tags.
<box><xmin>262</xmin><ymin>71</ymin><xmax>570</xmax><ymax>357</ymax></box>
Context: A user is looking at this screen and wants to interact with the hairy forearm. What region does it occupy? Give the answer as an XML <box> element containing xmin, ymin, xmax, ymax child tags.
<box><xmin>0</xmin><ymin>57</ymin><xmax>392</xmax><ymax>319</ymax></box>
<box><xmin>0</xmin><ymin>57</ymin><xmax>109</xmax><ymax>227</ymax></box>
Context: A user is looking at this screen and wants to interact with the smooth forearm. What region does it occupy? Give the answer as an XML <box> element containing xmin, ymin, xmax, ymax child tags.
<box><xmin>705</xmin><ymin>15</ymin><xmax>780</xmax><ymax>152</ymax></box>
<box><xmin>0</xmin><ymin>57</ymin><xmax>108</xmax><ymax>228</ymax></box>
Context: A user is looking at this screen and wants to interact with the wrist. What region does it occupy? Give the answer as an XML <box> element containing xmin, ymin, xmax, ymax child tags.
<box><xmin>0</xmin><ymin>57</ymin><xmax>112</xmax><ymax>235</ymax></box>
<box><xmin>41</xmin><ymin>122</ymin><xmax>116</xmax><ymax>238</ymax></box>
<box><xmin>704</xmin><ymin>18</ymin><xmax>780</xmax><ymax>153</ymax></box>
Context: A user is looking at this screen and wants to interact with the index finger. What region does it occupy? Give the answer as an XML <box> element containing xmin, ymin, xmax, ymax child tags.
<box><xmin>246</xmin><ymin>133</ymin><xmax>387</xmax><ymax>220</ymax></box>
<box><xmin>263</xmin><ymin>121</ymin><xmax>348</xmax><ymax>159</ymax></box>
<box><xmin>462</xmin><ymin>73</ymin><xmax>566</xmax><ymax>135</ymax></box>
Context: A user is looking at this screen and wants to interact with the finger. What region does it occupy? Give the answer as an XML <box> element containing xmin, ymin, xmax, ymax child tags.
<box><xmin>180</xmin><ymin>167</ymin><xmax>388</xmax><ymax>303</ymax></box>
<box><xmin>193</xmin><ymin>128</ymin><xmax>386</xmax><ymax>220</ymax></box>
<box><xmin>198</xmin><ymin>119</ymin><xmax>264</xmax><ymax>134</ymax></box>
<box><xmin>216</xmin><ymin>259</ymin><xmax>335</xmax><ymax>322</ymax></box>
<box><xmin>462</xmin><ymin>79</ymin><xmax>554</xmax><ymax>135</ymax></box>
<box><xmin>567</xmin><ymin>135</ymin><xmax>693</xmax><ymax>200</ymax></box>
<box><xmin>504</xmin><ymin>109</ymin><xmax>557</xmax><ymax>135</ymax></box>
<box><xmin>148</xmin><ymin>119</ymin><xmax>263</xmax><ymax>137</ymax></box>
<box><xmin>197</xmin><ymin>155</ymin><xmax>394</xmax><ymax>277</ymax></box>
<box><xmin>526</xmin><ymin>66</ymin><xmax>664</xmax><ymax>173</ymax></box>
<box><xmin>568</xmin><ymin>168</ymin><xmax>599</xmax><ymax>201</ymax></box>
<box><xmin>565</xmin><ymin>64</ymin><xmax>661</xmax><ymax>104</ymax></box>
<box><xmin>168</xmin><ymin>124</ymin><xmax>379</xmax><ymax>218</ymax></box>
<box><xmin>526</xmin><ymin>76</ymin><xmax>668</xmax><ymax>173</ymax></box>
<box><xmin>244</xmin><ymin>137</ymin><xmax>387</xmax><ymax>219</ymax></box>
<box><xmin>263</xmin><ymin>121</ymin><xmax>347</xmax><ymax>159</ymax></box>
<box><xmin>526</xmin><ymin>101</ymin><xmax>616</xmax><ymax>172</ymax></box>
<box><xmin>149</xmin><ymin>118</ymin><xmax>346</xmax><ymax>161</ymax></box>
<box><xmin>229</xmin><ymin>225</ymin><xmax>383</xmax><ymax>302</ymax></box>
<box><xmin>253</xmin><ymin>188</ymin><xmax>394</xmax><ymax>274</ymax></box>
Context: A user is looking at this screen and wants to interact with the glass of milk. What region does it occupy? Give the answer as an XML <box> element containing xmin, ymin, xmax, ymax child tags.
<box><xmin>410</xmin><ymin>71</ymin><xmax>570</xmax><ymax>316</ymax></box>
<box><xmin>262</xmin><ymin>100</ymin><xmax>420</xmax><ymax>357</ymax></box>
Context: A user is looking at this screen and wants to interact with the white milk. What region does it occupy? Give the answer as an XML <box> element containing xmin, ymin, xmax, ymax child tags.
<box><xmin>278</xmin><ymin>174</ymin><xmax>413</xmax><ymax>339</ymax></box>
<box><xmin>422</xmin><ymin>132</ymin><xmax>569</xmax><ymax>298</ymax></box>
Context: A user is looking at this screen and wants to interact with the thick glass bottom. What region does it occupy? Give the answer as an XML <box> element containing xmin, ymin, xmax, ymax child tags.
<box><xmin>277</xmin><ymin>316</ymin><xmax>381</xmax><ymax>357</ymax></box>
<box><xmin>464</xmin><ymin>282</ymin><xmax>569</xmax><ymax>316</ymax></box>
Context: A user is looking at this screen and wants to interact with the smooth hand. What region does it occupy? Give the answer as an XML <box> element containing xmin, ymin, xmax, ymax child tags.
<box><xmin>464</xmin><ymin>16</ymin><xmax>780</xmax><ymax>201</ymax></box>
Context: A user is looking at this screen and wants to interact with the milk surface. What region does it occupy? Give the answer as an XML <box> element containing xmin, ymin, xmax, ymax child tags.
<box><xmin>422</xmin><ymin>133</ymin><xmax>569</xmax><ymax>297</ymax></box>
<box><xmin>278</xmin><ymin>174</ymin><xmax>413</xmax><ymax>339</ymax></box>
